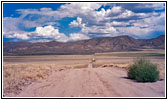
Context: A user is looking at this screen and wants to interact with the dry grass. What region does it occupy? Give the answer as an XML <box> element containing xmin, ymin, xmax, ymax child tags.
<box><xmin>3</xmin><ymin>63</ymin><xmax>89</xmax><ymax>95</ymax></box>
<box><xmin>3</xmin><ymin>55</ymin><xmax>91</xmax><ymax>95</ymax></box>
<box><xmin>3</xmin><ymin>49</ymin><xmax>165</xmax><ymax>95</ymax></box>
<box><xmin>3</xmin><ymin>64</ymin><xmax>55</xmax><ymax>94</ymax></box>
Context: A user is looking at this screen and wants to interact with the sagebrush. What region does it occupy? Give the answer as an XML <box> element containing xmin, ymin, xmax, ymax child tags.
<box><xmin>128</xmin><ymin>58</ymin><xmax>159</xmax><ymax>82</ymax></box>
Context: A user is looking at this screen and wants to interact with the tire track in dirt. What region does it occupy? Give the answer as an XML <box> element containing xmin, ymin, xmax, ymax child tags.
<box><xmin>94</xmin><ymin>67</ymin><xmax>165</xmax><ymax>97</ymax></box>
<box><xmin>81</xmin><ymin>68</ymin><xmax>111</xmax><ymax>97</ymax></box>
<box><xmin>14</xmin><ymin>65</ymin><xmax>164</xmax><ymax>97</ymax></box>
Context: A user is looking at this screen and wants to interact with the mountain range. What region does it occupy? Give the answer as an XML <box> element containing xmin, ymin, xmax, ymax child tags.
<box><xmin>3</xmin><ymin>35</ymin><xmax>165</xmax><ymax>55</ymax></box>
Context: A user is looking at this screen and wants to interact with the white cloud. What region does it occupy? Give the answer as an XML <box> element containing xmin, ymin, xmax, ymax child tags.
<box><xmin>5</xmin><ymin>32</ymin><xmax>30</xmax><ymax>40</ymax></box>
<box><xmin>106</xmin><ymin>6</ymin><xmax>123</xmax><ymax>16</ymax></box>
<box><xmin>34</xmin><ymin>25</ymin><xmax>69</xmax><ymax>42</ymax></box>
<box><xmin>96</xmin><ymin>6</ymin><xmax>123</xmax><ymax>18</ymax></box>
<box><xmin>3</xmin><ymin>17</ymin><xmax>21</xmax><ymax>34</ymax></box>
<box><xmin>4</xmin><ymin>3</ymin><xmax>103</xmax><ymax>35</ymax></box>
<box><xmin>69</xmin><ymin>17</ymin><xmax>117</xmax><ymax>35</ymax></box>
<box><xmin>132</xmin><ymin>12</ymin><xmax>165</xmax><ymax>31</ymax></box>
<box><xmin>96</xmin><ymin>8</ymin><xmax>106</xmax><ymax>17</ymax></box>
<box><xmin>69</xmin><ymin>33</ymin><xmax>90</xmax><ymax>41</ymax></box>
<box><xmin>12</xmin><ymin>33</ymin><xmax>30</xmax><ymax>39</ymax></box>
<box><xmin>111</xmin><ymin>9</ymin><xmax>149</xmax><ymax>20</ymax></box>
<box><xmin>40</xmin><ymin>8</ymin><xmax>52</xmax><ymax>11</ymax></box>
<box><xmin>136</xmin><ymin>3</ymin><xmax>165</xmax><ymax>10</ymax></box>
<box><xmin>3</xmin><ymin>3</ymin><xmax>165</xmax><ymax>42</ymax></box>
<box><xmin>114</xmin><ymin>12</ymin><xmax>165</xmax><ymax>38</ymax></box>
<box><xmin>105</xmin><ymin>3</ymin><xmax>165</xmax><ymax>12</ymax></box>
<box><xmin>81</xmin><ymin>25</ymin><xmax>117</xmax><ymax>35</ymax></box>
<box><xmin>34</xmin><ymin>25</ymin><xmax>91</xmax><ymax>42</ymax></box>
<box><xmin>60</xmin><ymin>3</ymin><xmax>101</xmax><ymax>12</ymax></box>
<box><xmin>3</xmin><ymin>17</ymin><xmax>31</xmax><ymax>40</ymax></box>
<box><xmin>73</xmin><ymin>11</ymin><xmax>164</xmax><ymax>38</ymax></box>
<box><xmin>35</xmin><ymin>25</ymin><xmax>59</xmax><ymax>37</ymax></box>
<box><xmin>118</xmin><ymin>10</ymin><xmax>134</xmax><ymax>18</ymax></box>
<box><xmin>69</xmin><ymin>17</ymin><xmax>85</xmax><ymax>28</ymax></box>
<box><xmin>117</xmin><ymin>26</ymin><xmax>153</xmax><ymax>38</ymax></box>
<box><xmin>106</xmin><ymin>21</ymin><xmax>129</xmax><ymax>26</ymax></box>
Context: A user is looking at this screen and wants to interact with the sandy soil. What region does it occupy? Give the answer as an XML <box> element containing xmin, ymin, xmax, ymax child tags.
<box><xmin>3</xmin><ymin>49</ymin><xmax>165</xmax><ymax>97</ymax></box>
<box><xmin>9</xmin><ymin>64</ymin><xmax>165</xmax><ymax>97</ymax></box>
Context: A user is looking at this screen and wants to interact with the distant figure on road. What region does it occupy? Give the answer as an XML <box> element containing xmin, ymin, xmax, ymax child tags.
<box><xmin>89</xmin><ymin>55</ymin><xmax>95</xmax><ymax>68</ymax></box>
<box><xmin>92</xmin><ymin>57</ymin><xmax>95</xmax><ymax>62</ymax></box>
<box><xmin>91</xmin><ymin>54</ymin><xmax>96</xmax><ymax>63</ymax></box>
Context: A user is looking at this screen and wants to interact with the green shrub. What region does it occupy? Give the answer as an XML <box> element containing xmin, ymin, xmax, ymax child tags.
<box><xmin>128</xmin><ymin>58</ymin><xmax>159</xmax><ymax>82</ymax></box>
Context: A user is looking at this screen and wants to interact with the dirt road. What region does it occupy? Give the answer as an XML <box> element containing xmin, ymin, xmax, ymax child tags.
<box><xmin>12</xmin><ymin>62</ymin><xmax>165</xmax><ymax>97</ymax></box>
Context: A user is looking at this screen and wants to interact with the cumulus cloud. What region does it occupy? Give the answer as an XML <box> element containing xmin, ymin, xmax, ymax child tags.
<box><xmin>5</xmin><ymin>32</ymin><xmax>30</xmax><ymax>40</ymax></box>
<box><xmin>62</xmin><ymin>3</ymin><xmax>101</xmax><ymax>10</ymax></box>
<box><xmin>34</xmin><ymin>25</ymin><xmax>69</xmax><ymax>42</ymax></box>
<box><xmin>3</xmin><ymin>3</ymin><xmax>102</xmax><ymax>39</ymax></box>
<box><xmin>69</xmin><ymin>17</ymin><xmax>85</xmax><ymax>28</ymax></box>
<box><xmin>3</xmin><ymin>3</ymin><xmax>165</xmax><ymax>42</ymax></box>
<box><xmin>135</xmin><ymin>3</ymin><xmax>165</xmax><ymax>10</ymax></box>
<box><xmin>69</xmin><ymin>33</ymin><xmax>90</xmax><ymax>41</ymax></box>
<box><xmin>33</xmin><ymin>25</ymin><xmax>91</xmax><ymax>42</ymax></box>
<box><xmin>108</xmin><ymin>21</ymin><xmax>129</xmax><ymax>26</ymax></box>
<box><xmin>3</xmin><ymin>17</ymin><xmax>31</xmax><ymax>40</ymax></box>
<box><xmin>106</xmin><ymin>3</ymin><xmax>165</xmax><ymax>13</ymax></box>
<box><xmin>3</xmin><ymin>17</ymin><xmax>21</xmax><ymax>34</ymax></box>
<box><xmin>116</xmin><ymin>10</ymin><xmax>134</xmax><ymax>18</ymax></box>
<box><xmin>81</xmin><ymin>25</ymin><xmax>117</xmax><ymax>34</ymax></box>
<box><xmin>113</xmin><ymin>12</ymin><xmax>165</xmax><ymax>38</ymax></box>
<box><xmin>105</xmin><ymin>6</ymin><xmax>123</xmax><ymax>17</ymax></box>
<box><xmin>35</xmin><ymin>25</ymin><xmax>59</xmax><ymax>37</ymax></box>
<box><xmin>69</xmin><ymin>17</ymin><xmax>117</xmax><ymax>35</ymax></box>
<box><xmin>117</xmin><ymin>26</ymin><xmax>153</xmax><ymax>38</ymax></box>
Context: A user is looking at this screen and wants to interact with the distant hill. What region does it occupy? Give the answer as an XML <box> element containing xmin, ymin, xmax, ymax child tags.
<box><xmin>3</xmin><ymin>35</ymin><xmax>165</xmax><ymax>55</ymax></box>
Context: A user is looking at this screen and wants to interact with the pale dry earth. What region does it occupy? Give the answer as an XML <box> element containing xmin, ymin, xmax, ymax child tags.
<box><xmin>3</xmin><ymin>49</ymin><xmax>165</xmax><ymax>97</ymax></box>
<box><xmin>12</xmin><ymin>64</ymin><xmax>165</xmax><ymax>97</ymax></box>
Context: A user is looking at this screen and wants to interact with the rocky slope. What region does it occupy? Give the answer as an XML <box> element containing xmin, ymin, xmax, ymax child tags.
<box><xmin>3</xmin><ymin>35</ymin><xmax>165</xmax><ymax>55</ymax></box>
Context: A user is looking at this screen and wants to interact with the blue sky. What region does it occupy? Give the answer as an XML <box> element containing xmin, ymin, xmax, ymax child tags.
<box><xmin>3</xmin><ymin>3</ymin><xmax>165</xmax><ymax>42</ymax></box>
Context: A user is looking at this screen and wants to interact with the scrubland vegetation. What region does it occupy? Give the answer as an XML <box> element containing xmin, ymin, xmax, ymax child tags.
<box><xmin>3</xmin><ymin>64</ymin><xmax>54</xmax><ymax>94</ymax></box>
<box><xmin>3</xmin><ymin>49</ymin><xmax>165</xmax><ymax>96</ymax></box>
<box><xmin>128</xmin><ymin>58</ymin><xmax>160</xmax><ymax>82</ymax></box>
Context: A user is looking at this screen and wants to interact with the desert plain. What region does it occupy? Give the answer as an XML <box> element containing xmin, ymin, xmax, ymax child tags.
<box><xmin>3</xmin><ymin>49</ymin><xmax>165</xmax><ymax>97</ymax></box>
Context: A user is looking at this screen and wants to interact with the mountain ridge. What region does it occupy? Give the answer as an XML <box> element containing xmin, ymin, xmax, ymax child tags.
<box><xmin>3</xmin><ymin>35</ymin><xmax>165</xmax><ymax>55</ymax></box>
